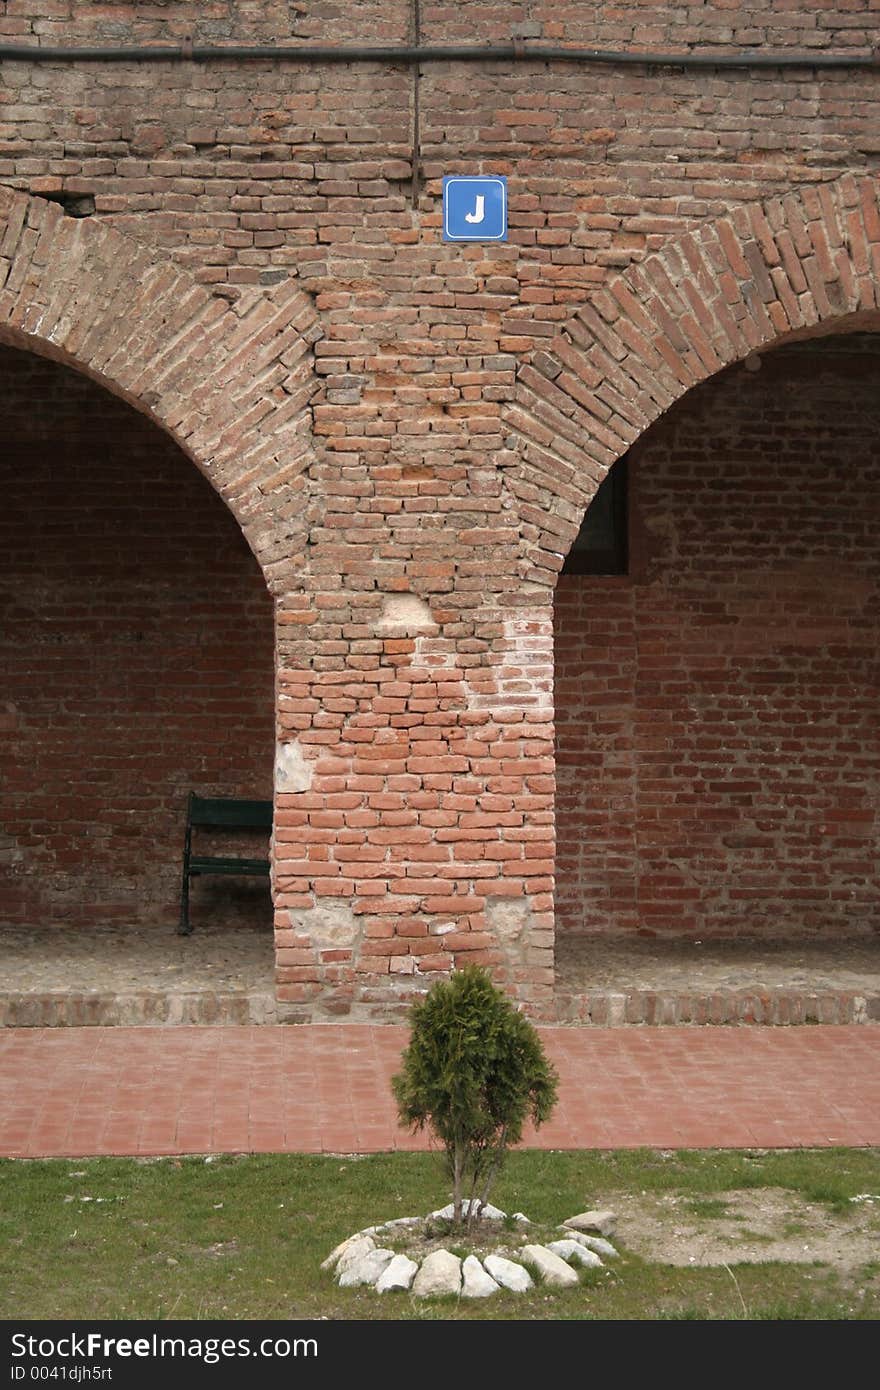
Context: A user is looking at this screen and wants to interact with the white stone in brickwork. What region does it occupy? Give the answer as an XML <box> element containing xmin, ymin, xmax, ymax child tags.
<box><xmin>430</xmin><ymin>1200</ymin><xmax>506</xmax><ymax>1221</ymax></box>
<box><xmin>563</xmin><ymin>1210</ymin><xmax>617</xmax><ymax>1236</ymax></box>
<box><xmin>547</xmin><ymin>1239</ymin><xmax>603</xmax><ymax>1269</ymax></box>
<box><xmin>274</xmin><ymin>739</ymin><xmax>312</xmax><ymax>792</ymax></box>
<box><xmin>377</xmin><ymin>593</ymin><xmax>437</xmax><ymax>634</ymax></box>
<box><xmin>337</xmin><ymin>1248</ymin><xmax>395</xmax><ymax>1288</ymax></box>
<box><xmin>521</xmin><ymin>1244</ymin><xmax>580</xmax><ymax>1288</ymax></box>
<box><xmin>561</xmin><ymin>1230</ymin><xmax>619</xmax><ymax>1258</ymax></box>
<box><xmin>411</xmin><ymin>1250</ymin><xmax>462</xmax><ymax>1297</ymax></box>
<box><xmin>376</xmin><ymin>1253</ymin><xmax>419</xmax><ymax>1293</ymax></box>
<box><xmin>320</xmin><ymin>1232</ymin><xmax>374</xmax><ymax>1272</ymax></box>
<box><xmin>461</xmin><ymin>1255</ymin><xmax>501</xmax><ymax>1298</ymax></box>
<box><xmin>483</xmin><ymin>1255</ymin><xmax>533</xmax><ymax>1292</ymax></box>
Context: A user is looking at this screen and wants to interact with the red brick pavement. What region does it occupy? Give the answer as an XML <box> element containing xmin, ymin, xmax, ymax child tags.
<box><xmin>0</xmin><ymin>1025</ymin><xmax>878</xmax><ymax>1158</ymax></box>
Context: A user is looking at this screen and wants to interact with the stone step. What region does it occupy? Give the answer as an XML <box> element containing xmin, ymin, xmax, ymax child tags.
<box><xmin>3</xmin><ymin>984</ymin><xmax>879</xmax><ymax>1029</ymax></box>
<box><xmin>0</xmin><ymin>990</ymin><xmax>281</xmax><ymax>1028</ymax></box>
<box><xmin>553</xmin><ymin>986</ymin><xmax>880</xmax><ymax>1026</ymax></box>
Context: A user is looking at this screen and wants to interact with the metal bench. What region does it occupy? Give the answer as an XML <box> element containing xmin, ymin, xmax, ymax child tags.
<box><xmin>178</xmin><ymin>792</ymin><xmax>272</xmax><ymax>936</ymax></box>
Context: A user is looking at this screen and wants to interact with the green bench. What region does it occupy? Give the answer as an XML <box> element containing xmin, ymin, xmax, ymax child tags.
<box><xmin>178</xmin><ymin>792</ymin><xmax>273</xmax><ymax>936</ymax></box>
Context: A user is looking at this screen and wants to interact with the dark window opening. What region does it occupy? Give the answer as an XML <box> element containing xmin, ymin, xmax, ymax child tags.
<box><xmin>562</xmin><ymin>455</ymin><xmax>628</xmax><ymax>575</ymax></box>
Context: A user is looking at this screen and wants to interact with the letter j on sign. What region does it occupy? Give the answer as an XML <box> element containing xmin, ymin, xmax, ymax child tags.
<box><xmin>442</xmin><ymin>176</ymin><xmax>508</xmax><ymax>242</ymax></box>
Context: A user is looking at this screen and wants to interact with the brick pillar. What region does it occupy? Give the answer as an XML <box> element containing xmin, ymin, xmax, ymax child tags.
<box><xmin>272</xmin><ymin>592</ymin><xmax>557</xmax><ymax>1019</ymax></box>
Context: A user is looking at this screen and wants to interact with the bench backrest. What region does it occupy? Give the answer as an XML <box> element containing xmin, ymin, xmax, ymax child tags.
<box><xmin>187</xmin><ymin>794</ymin><xmax>273</xmax><ymax>830</ymax></box>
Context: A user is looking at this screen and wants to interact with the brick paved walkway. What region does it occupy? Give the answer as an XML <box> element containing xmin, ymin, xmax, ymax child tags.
<box><xmin>1</xmin><ymin>1025</ymin><xmax>878</xmax><ymax>1157</ymax></box>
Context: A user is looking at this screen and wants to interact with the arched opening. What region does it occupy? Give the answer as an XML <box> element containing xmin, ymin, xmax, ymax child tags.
<box><xmin>553</xmin><ymin>330</ymin><xmax>880</xmax><ymax>1008</ymax></box>
<box><xmin>0</xmin><ymin>343</ymin><xmax>277</xmax><ymax>1015</ymax></box>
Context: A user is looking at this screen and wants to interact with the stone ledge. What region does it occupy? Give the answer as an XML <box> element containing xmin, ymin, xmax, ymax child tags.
<box><xmin>0</xmin><ymin>990</ymin><xmax>285</xmax><ymax>1028</ymax></box>
<box><xmin>2</xmin><ymin>985</ymin><xmax>878</xmax><ymax>1029</ymax></box>
<box><xmin>553</xmin><ymin>987</ymin><xmax>880</xmax><ymax>1026</ymax></box>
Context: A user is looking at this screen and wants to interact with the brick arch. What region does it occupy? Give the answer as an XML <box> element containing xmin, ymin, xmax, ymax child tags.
<box><xmin>505</xmin><ymin>174</ymin><xmax>880</xmax><ymax>581</ymax></box>
<box><xmin>0</xmin><ymin>186</ymin><xmax>320</xmax><ymax>591</ymax></box>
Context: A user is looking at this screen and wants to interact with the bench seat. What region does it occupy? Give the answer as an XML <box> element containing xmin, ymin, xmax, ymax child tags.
<box><xmin>187</xmin><ymin>856</ymin><xmax>272</xmax><ymax>876</ymax></box>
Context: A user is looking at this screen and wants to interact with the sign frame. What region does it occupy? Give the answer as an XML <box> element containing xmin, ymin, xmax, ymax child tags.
<box><xmin>442</xmin><ymin>175</ymin><xmax>508</xmax><ymax>243</ymax></box>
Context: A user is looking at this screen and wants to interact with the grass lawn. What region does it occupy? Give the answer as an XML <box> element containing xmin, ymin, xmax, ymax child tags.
<box><xmin>1</xmin><ymin>1148</ymin><xmax>878</xmax><ymax>1320</ymax></box>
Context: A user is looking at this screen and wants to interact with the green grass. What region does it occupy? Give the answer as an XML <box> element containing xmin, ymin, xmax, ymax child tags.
<box><xmin>1</xmin><ymin>1148</ymin><xmax>878</xmax><ymax>1320</ymax></box>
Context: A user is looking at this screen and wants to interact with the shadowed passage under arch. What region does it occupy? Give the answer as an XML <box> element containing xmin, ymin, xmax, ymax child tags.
<box><xmin>0</xmin><ymin>343</ymin><xmax>276</xmax><ymax>930</ymax></box>
<box><xmin>554</xmin><ymin>331</ymin><xmax>880</xmax><ymax>943</ymax></box>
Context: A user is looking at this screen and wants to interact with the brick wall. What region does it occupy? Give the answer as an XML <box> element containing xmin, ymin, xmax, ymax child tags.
<box><xmin>555</xmin><ymin>335</ymin><xmax>880</xmax><ymax>941</ymax></box>
<box><xmin>0</xmin><ymin>345</ymin><xmax>275</xmax><ymax>928</ymax></box>
<box><xmin>1</xmin><ymin>4</ymin><xmax>878</xmax><ymax>304</ymax></box>
<box><xmin>1</xmin><ymin>5</ymin><xmax>879</xmax><ymax>1013</ymax></box>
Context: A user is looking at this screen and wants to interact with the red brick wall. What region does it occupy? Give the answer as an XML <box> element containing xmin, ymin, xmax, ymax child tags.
<box><xmin>2</xmin><ymin>6</ymin><xmax>880</xmax><ymax>1012</ymax></box>
<box><xmin>2</xmin><ymin>4</ymin><xmax>878</xmax><ymax>304</ymax></box>
<box><xmin>555</xmin><ymin>335</ymin><xmax>880</xmax><ymax>940</ymax></box>
<box><xmin>0</xmin><ymin>345</ymin><xmax>275</xmax><ymax>928</ymax></box>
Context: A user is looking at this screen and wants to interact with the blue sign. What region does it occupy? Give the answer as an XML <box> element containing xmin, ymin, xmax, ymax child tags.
<box><xmin>442</xmin><ymin>176</ymin><xmax>508</xmax><ymax>243</ymax></box>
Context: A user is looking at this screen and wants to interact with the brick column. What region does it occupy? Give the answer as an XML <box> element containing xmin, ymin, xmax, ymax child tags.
<box><xmin>272</xmin><ymin>592</ymin><xmax>557</xmax><ymax>1020</ymax></box>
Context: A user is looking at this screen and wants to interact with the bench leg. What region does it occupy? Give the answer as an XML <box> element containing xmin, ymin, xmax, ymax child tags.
<box><xmin>178</xmin><ymin>872</ymin><xmax>193</xmax><ymax>936</ymax></box>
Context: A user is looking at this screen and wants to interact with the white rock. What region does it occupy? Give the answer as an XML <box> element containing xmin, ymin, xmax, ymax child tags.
<box><xmin>335</xmin><ymin>1234</ymin><xmax>376</xmax><ymax>1275</ymax></box>
<box><xmin>484</xmin><ymin>1254</ymin><xmax>533</xmax><ymax>1292</ymax></box>
<box><xmin>411</xmin><ymin>1249</ymin><xmax>462</xmax><ymax>1297</ymax></box>
<box><xmin>321</xmin><ymin>1232</ymin><xmax>375</xmax><ymax>1273</ymax></box>
<box><xmin>521</xmin><ymin>1243</ymin><xmax>580</xmax><ymax>1288</ymax></box>
<box><xmin>430</xmin><ymin>1200</ymin><xmax>506</xmax><ymax>1222</ymax></box>
<box><xmin>563</xmin><ymin>1210</ymin><xmax>617</xmax><ymax>1236</ymax></box>
<box><xmin>337</xmin><ymin>1248</ymin><xmax>395</xmax><ymax>1288</ymax></box>
<box><xmin>547</xmin><ymin>1238</ymin><xmax>603</xmax><ymax>1268</ymax></box>
<box><xmin>561</xmin><ymin>1230</ymin><xmax>618</xmax><ymax>1259</ymax></box>
<box><xmin>476</xmin><ymin>1202</ymin><xmax>507</xmax><ymax>1221</ymax></box>
<box><xmin>374</xmin><ymin>1216</ymin><xmax>422</xmax><ymax>1233</ymax></box>
<box><xmin>376</xmin><ymin>1253</ymin><xmax>419</xmax><ymax>1293</ymax></box>
<box><xmin>512</xmin><ymin>1212</ymin><xmax>531</xmax><ymax>1224</ymax></box>
<box><xmin>461</xmin><ymin>1255</ymin><xmax>500</xmax><ymax>1298</ymax></box>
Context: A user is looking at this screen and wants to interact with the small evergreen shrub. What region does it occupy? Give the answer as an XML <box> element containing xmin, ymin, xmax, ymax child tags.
<box><xmin>391</xmin><ymin>965</ymin><xmax>559</xmax><ymax>1230</ymax></box>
